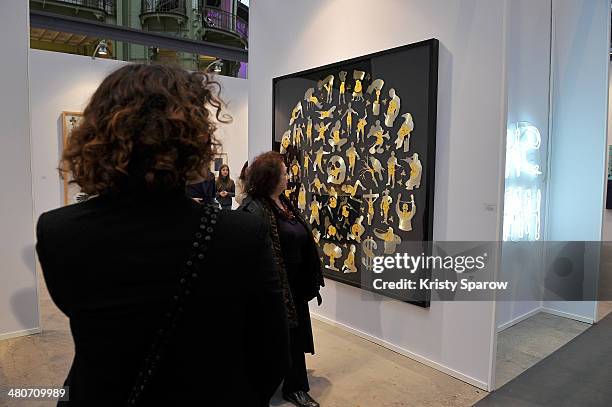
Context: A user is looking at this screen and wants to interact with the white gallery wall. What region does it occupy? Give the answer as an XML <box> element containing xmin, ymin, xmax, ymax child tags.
<box><xmin>249</xmin><ymin>0</ymin><xmax>611</xmax><ymax>391</ymax></box>
<box><xmin>496</xmin><ymin>0</ymin><xmax>552</xmax><ymax>332</ymax></box>
<box><xmin>29</xmin><ymin>50</ymin><xmax>248</xmax><ymax>218</ymax></box>
<box><xmin>604</xmin><ymin>63</ymin><xmax>612</xmax><ymax>242</ymax></box>
<box><xmin>544</xmin><ymin>0</ymin><xmax>609</xmax><ymax>322</ymax></box>
<box><xmin>0</xmin><ymin>0</ymin><xmax>40</xmax><ymax>340</ymax></box>
<box><xmin>249</xmin><ymin>0</ymin><xmax>508</xmax><ymax>390</ymax></box>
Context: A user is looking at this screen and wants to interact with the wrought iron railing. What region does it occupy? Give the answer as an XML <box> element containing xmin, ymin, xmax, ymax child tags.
<box><xmin>33</xmin><ymin>0</ymin><xmax>115</xmax><ymax>15</ymax></box>
<box><xmin>203</xmin><ymin>6</ymin><xmax>248</xmax><ymax>43</ymax></box>
<box><xmin>141</xmin><ymin>0</ymin><xmax>187</xmax><ymax>17</ymax></box>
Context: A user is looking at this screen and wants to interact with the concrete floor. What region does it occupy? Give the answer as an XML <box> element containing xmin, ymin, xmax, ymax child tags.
<box><xmin>0</xmin><ymin>279</ymin><xmax>487</xmax><ymax>407</ymax></box>
<box><xmin>495</xmin><ymin>312</ymin><xmax>590</xmax><ymax>389</ymax></box>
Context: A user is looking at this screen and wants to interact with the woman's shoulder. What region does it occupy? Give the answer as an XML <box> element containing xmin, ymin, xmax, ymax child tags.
<box><xmin>213</xmin><ymin>208</ymin><xmax>269</xmax><ymax>244</ymax></box>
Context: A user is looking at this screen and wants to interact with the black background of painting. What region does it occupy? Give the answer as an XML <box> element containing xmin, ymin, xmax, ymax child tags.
<box><xmin>273</xmin><ymin>39</ymin><xmax>439</xmax><ymax>307</ymax></box>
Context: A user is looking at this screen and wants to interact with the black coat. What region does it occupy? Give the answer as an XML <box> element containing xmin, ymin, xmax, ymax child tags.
<box><xmin>238</xmin><ymin>195</ymin><xmax>324</xmax><ymax>354</ymax></box>
<box><xmin>36</xmin><ymin>190</ymin><xmax>290</xmax><ymax>406</ymax></box>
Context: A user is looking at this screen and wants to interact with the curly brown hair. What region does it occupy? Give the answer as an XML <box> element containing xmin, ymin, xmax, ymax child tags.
<box><xmin>61</xmin><ymin>64</ymin><xmax>229</xmax><ymax>195</ymax></box>
<box><xmin>245</xmin><ymin>151</ymin><xmax>285</xmax><ymax>198</ymax></box>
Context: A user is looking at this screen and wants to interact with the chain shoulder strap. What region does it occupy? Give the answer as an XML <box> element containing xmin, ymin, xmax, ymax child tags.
<box><xmin>126</xmin><ymin>204</ymin><xmax>220</xmax><ymax>406</ymax></box>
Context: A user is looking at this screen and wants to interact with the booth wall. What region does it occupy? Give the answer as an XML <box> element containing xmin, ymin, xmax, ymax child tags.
<box><xmin>249</xmin><ymin>0</ymin><xmax>509</xmax><ymax>390</ymax></box>
<box><xmin>29</xmin><ymin>50</ymin><xmax>248</xmax><ymax>218</ymax></box>
<box><xmin>496</xmin><ymin>0</ymin><xmax>551</xmax><ymax>331</ymax></box>
<box><xmin>605</xmin><ymin>63</ymin><xmax>612</xmax><ymax>242</ymax></box>
<box><xmin>544</xmin><ymin>0</ymin><xmax>609</xmax><ymax>322</ymax></box>
<box><xmin>0</xmin><ymin>0</ymin><xmax>40</xmax><ymax>340</ymax></box>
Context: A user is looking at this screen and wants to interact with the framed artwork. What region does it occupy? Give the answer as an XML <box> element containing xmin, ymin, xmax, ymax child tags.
<box><xmin>61</xmin><ymin>111</ymin><xmax>84</xmax><ymax>206</ymax></box>
<box><xmin>273</xmin><ymin>39</ymin><xmax>439</xmax><ymax>307</ymax></box>
<box><xmin>210</xmin><ymin>152</ymin><xmax>228</xmax><ymax>177</ymax></box>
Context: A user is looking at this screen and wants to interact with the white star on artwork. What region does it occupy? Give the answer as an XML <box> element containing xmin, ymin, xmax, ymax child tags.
<box><xmin>383</xmin><ymin>98</ymin><xmax>388</xmax><ymax>104</ymax></box>
<box><xmin>385</xmin><ymin>145</ymin><xmax>390</xmax><ymax>150</ymax></box>
<box><xmin>401</xmin><ymin>170</ymin><xmax>406</xmax><ymax>176</ymax></box>
<box><xmin>365</xmin><ymin>100</ymin><xmax>371</xmax><ymax>106</ymax></box>
<box><xmin>397</xmin><ymin>180</ymin><xmax>403</xmax><ymax>186</ymax></box>
<box><xmin>360</xmin><ymin>147</ymin><xmax>365</xmax><ymax>152</ymax></box>
<box><xmin>389</xmin><ymin>216</ymin><xmax>394</xmax><ymax>223</ymax></box>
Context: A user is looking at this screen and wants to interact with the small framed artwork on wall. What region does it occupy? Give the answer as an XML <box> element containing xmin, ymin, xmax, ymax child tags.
<box><xmin>210</xmin><ymin>152</ymin><xmax>228</xmax><ymax>177</ymax></box>
<box><xmin>61</xmin><ymin>111</ymin><xmax>85</xmax><ymax>206</ymax></box>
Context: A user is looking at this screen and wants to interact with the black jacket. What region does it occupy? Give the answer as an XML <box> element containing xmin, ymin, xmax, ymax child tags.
<box><xmin>239</xmin><ymin>195</ymin><xmax>324</xmax><ymax>354</ymax></box>
<box><xmin>36</xmin><ymin>190</ymin><xmax>289</xmax><ymax>406</ymax></box>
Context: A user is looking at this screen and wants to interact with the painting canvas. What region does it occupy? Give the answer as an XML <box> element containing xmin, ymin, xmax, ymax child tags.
<box><xmin>210</xmin><ymin>152</ymin><xmax>228</xmax><ymax>177</ymax></box>
<box><xmin>61</xmin><ymin>111</ymin><xmax>84</xmax><ymax>206</ymax></box>
<box><xmin>272</xmin><ymin>39</ymin><xmax>439</xmax><ymax>307</ymax></box>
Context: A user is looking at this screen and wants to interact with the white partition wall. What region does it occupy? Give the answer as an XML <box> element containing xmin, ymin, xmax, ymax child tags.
<box><xmin>249</xmin><ymin>0</ymin><xmax>509</xmax><ymax>390</ymax></box>
<box><xmin>544</xmin><ymin>0</ymin><xmax>609</xmax><ymax>322</ymax></box>
<box><xmin>0</xmin><ymin>0</ymin><xmax>40</xmax><ymax>340</ymax></box>
<box><xmin>29</xmin><ymin>50</ymin><xmax>248</xmax><ymax>217</ymax></box>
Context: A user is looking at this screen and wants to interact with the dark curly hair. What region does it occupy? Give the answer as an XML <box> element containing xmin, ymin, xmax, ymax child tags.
<box><xmin>61</xmin><ymin>64</ymin><xmax>230</xmax><ymax>195</ymax></box>
<box><xmin>245</xmin><ymin>151</ymin><xmax>285</xmax><ymax>198</ymax></box>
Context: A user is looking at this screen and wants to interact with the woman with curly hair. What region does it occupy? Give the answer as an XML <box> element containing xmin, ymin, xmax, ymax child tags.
<box><xmin>239</xmin><ymin>151</ymin><xmax>324</xmax><ymax>407</ymax></box>
<box><xmin>36</xmin><ymin>64</ymin><xmax>289</xmax><ymax>406</ymax></box>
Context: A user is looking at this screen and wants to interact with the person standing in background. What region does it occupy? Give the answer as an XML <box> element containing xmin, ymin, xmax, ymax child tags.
<box><xmin>235</xmin><ymin>161</ymin><xmax>248</xmax><ymax>205</ymax></box>
<box><xmin>186</xmin><ymin>170</ymin><xmax>217</xmax><ymax>206</ymax></box>
<box><xmin>215</xmin><ymin>164</ymin><xmax>235</xmax><ymax>210</ymax></box>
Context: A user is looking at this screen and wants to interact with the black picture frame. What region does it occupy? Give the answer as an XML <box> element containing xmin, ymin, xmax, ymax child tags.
<box><xmin>272</xmin><ymin>39</ymin><xmax>439</xmax><ymax>307</ymax></box>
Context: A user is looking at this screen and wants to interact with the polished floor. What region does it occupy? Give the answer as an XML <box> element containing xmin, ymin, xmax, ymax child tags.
<box><xmin>0</xmin><ymin>278</ymin><xmax>486</xmax><ymax>407</ymax></box>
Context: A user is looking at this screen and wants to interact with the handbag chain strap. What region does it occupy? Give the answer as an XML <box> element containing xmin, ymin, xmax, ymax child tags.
<box><xmin>126</xmin><ymin>204</ymin><xmax>220</xmax><ymax>406</ymax></box>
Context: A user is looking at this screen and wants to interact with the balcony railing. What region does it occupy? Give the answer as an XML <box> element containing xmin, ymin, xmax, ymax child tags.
<box><xmin>33</xmin><ymin>0</ymin><xmax>115</xmax><ymax>15</ymax></box>
<box><xmin>141</xmin><ymin>0</ymin><xmax>187</xmax><ymax>18</ymax></box>
<box><xmin>203</xmin><ymin>6</ymin><xmax>248</xmax><ymax>43</ymax></box>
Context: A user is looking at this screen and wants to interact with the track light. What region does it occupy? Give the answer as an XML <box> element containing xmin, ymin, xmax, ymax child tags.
<box><xmin>92</xmin><ymin>40</ymin><xmax>109</xmax><ymax>59</ymax></box>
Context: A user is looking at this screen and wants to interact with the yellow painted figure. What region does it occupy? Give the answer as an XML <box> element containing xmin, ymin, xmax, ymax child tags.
<box><xmin>325</xmin><ymin>224</ymin><xmax>338</xmax><ymax>240</ymax></box>
<box><xmin>280</xmin><ymin>130</ymin><xmax>291</xmax><ymax>154</ymax></box>
<box><xmin>314</xmin><ymin>121</ymin><xmax>331</xmax><ymax>142</ymax></box>
<box><xmin>313</xmin><ymin>146</ymin><xmax>329</xmax><ymax>172</ymax></box>
<box><xmin>303</xmin><ymin>152</ymin><xmax>310</xmax><ymax>178</ymax></box>
<box><xmin>306</xmin><ymin>117</ymin><xmax>313</xmax><ymax>145</ymax></box>
<box><xmin>356</xmin><ymin>111</ymin><xmax>368</xmax><ymax>143</ymax></box>
<box><xmin>293</xmin><ymin>124</ymin><xmax>303</xmax><ymax>148</ymax></box>
<box><xmin>289</xmin><ymin>101</ymin><xmax>304</xmax><ymax>125</ymax></box>
<box><xmin>342</xmin><ymin>245</ymin><xmax>358</xmax><ymax>273</ymax></box>
<box><xmin>352</xmin><ymin>70</ymin><xmax>366</xmax><ymax>101</ymax></box>
<box><xmin>349</xmin><ymin>215</ymin><xmax>366</xmax><ymax>242</ymax></box>
<box><xmin>380</xmin><ymin>189</ymin><xmax>392</xmax><ymax>225</ymax></box>
<box><xmin>310</xmin><ymin>176</ymin><xmax>327</xmax><ymax>195</ymax></box>
<box><xmin>284</xmin><ymin>186</ymin><xmax>296</xmax><ymax>199</ymax></box>
<box><xmin>341</xmin><ymin>102</ymin><xmax>357</xmax><ymax>135</ymax></box>
<box><xmin>384</xmin><ymin>88</ymin><xmax>401</xmax><ymax>127</ymax></box>
<box><xmin>405</xmin><ymin>153</ymin><xmax>422</xmax><ymax>190</ymax></box>
<box><xmin>374</xmin><ymin>226</ymin><xmax>402</xmax><ymax>254</ymax></box>
<box><xmin>290</xmin><ymin>159</ymin><xmax>300</xmax><ymax>181</ymax></box>
<box><xmin>310</xmin><ymin>195</ymin><xmax>322</xmax><ymax>225</ymax></box>
<box><xmin>395</xmin><ymin>113</ymin><xmax>414</xmax><ymax>152</ymax></box>
<box><xmin>338</xmin><ymin>71</ymin><xmax>347</xmax><ymax>104</ymax></box>
<box><xmin>396</xmin><ymin>193</ymin><xmax>417</xmax><ymax>232</ymax></box>
<box><xmin>341</xmin><ymin>179</ymin><xmax>364</xmax><ymax>197</ymax></box>
<box><xmin>387</xmin><ymin>151</ymin><xmax>399</xmax><ymax>186</ymax></box>
<box><xmin>363</xmin><ymin>190</ymin><xmax>380</xmax><ymax>226</ymax></box>
<box><xmin>367</xmin><ymin>120</ymin><xmax>389</xmax><ymax>154</ymax></box>
<box><xmin>304</xmin><ymin>88</ymin><xmax>322</xmax><ymax>110</ymax></box>
<box><xmin>316</xmin><ymin>105</ymin><xmax>336</xmax><ymax>120</ymax></box>
<box><xmin>328</xmin><ymin>121</ymin><xmax>347</xmax><ymax>152</ymax></box>
<box><xmin>346</xmin><ymin>142</ymin><xmax>360</xmax><ymax>176</ymax></box>
<box><xmin>323</xmin><ymin>243</ymin><xmax>342</xmax><ymax>271</ymax></box>
<box><xmin>298</xmin><ymin>184</ymin><xmax>307</xmax><ymax>212</ymax></box>
<box><xmin>318</xmin><ymin>74</ymin><xmax>334</xmax><ymax>104</ymax></box>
